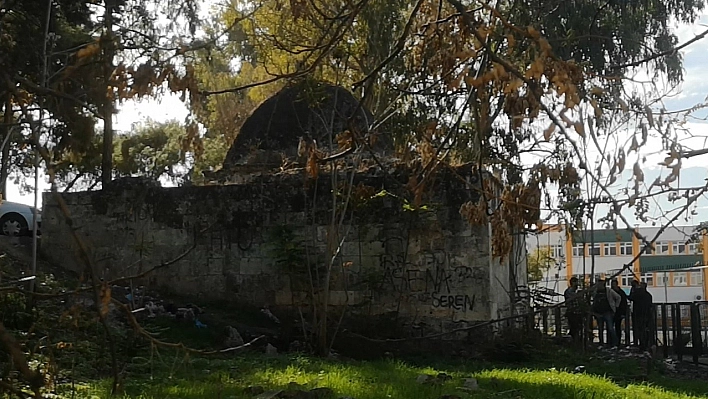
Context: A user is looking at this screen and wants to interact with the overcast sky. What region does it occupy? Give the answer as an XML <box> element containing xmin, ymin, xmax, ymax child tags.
<box><xmin>11</xmin><ymin>10</ymin><xmax>708</xmax><ymax>230</ymax></box>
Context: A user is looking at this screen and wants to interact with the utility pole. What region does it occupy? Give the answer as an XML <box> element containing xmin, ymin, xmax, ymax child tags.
<box><xmin>101</xmin><ymin>0</ymin><xmax>115</xmax><ymax>187</ymax></box>
<box><xmin>0</xmin><ymin>95</ymin><xmax>11</xmax><ymax>198</ymax></box>
<box><xmin>590</xmin><ymin>203</ymin><xmax>596</xmax><ymax>284</ymax></box>
<box><xmin>30</xmin><ymin>0</ymin><xmax>53</xmax><ymax>297</ymax></box>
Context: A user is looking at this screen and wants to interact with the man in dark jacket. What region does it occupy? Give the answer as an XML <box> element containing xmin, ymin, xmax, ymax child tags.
<box><xmin>611</xmin><ymin>279</ymin><xmax>629</xmax><ymax>346</ymax></box>
<box><xmin>592</xmin><ymin>279</ymin><xmax>621</xmax><ymax>347</ymax></box>
<box><xmin>631</xmin><ymin>282</ymin><xmax>654</xmax><ymax>350</ymax></box>
<box><xmin>564</xmin><ymin>277</ymin><xmax>583</xmax><ymax>342</ymax></box>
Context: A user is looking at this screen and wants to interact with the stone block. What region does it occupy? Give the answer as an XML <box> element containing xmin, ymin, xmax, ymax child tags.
<box><xmin>267</xmin><ymin>211</ymin><xmax>286</xmax><ymax>226</ymax></box>
<box><xmin>359</xmin><ymin>241</ymin><xmax>383</xmax><ymax>257</ymax></box>
<box><xmin>286</xmin><ymin>212</ymin><xmax>306</xmax><ymax>225</ymax></box>
<box><xmin>357</xmin><ymin>224</ymin><xmax>381</xmax><ymax>242</ymax></box>
<box><xmin>329</xmin><ymin>290</ymin><xmax>367</xmax><ymax>306</ymax></box>
<box><xmin>341</xmin><ymin>241</ymin><xmax>360</xmax><ymax>256</ymax></box>
<box><xmin>275</xmin><ymin>289</ymin><xmax>294</xmax><ymax>306</ymax></box>
<box><xmin>240</xmin><ymin>257</ymin><xmax>265</xmax><ymax>275</ymax></box>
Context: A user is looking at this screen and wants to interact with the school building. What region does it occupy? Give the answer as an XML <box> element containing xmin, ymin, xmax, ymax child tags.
<box><xmin>528</xmin><ymin>224</ymin><xmax>708</xmax><ymax>303</ymax></box>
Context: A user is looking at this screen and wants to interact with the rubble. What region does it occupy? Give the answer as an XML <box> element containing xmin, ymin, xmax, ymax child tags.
<box><xmin>225</xmin><ymin>326</ymin><xmax>245</xmax><ymax>347</ymax></box>
<box><xmin>253</xmin><ymin>387</ymin><xmax>336</xmax><ymax>399</ymax></box>
<box><xmin>461</xmin><ymin>377</ymin><xmax>479</xmax><ymax>391</ymax></box>
<box><xmin>266</xmin><ymin>343</ymin><xmax>278</xmax><ymax>356</ymax></box>
<box><xmin>245</xmin><ymin>386</ymin><xmax>266</xmax><ymax>396</ymax></box>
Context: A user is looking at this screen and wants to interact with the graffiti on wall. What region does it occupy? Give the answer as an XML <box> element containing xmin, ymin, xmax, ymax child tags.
<box><xmin>379</xmin><ymin>236</ymin><xmax>485</xmax><ymax>313</ymax></box>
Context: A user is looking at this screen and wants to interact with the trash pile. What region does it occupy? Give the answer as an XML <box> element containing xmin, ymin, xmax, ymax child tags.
<box><xmin>104</xmin><ymin>284</ymin><xmax>302</xmax><ymax>355</ymax></box>
<box><xmin>578</xmin><ymin>344</ymin><xmax>708</xmax><ymax>380</ymax></box>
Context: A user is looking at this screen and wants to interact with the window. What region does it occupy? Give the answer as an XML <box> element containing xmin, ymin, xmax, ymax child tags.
<box><xmin>655</xmin><ymin>241</ymin><xmax>669</xmax><ymax>255</ymax></box>
<box><xmin>640</xmin><ymin>272</ymin><xmax>654</xmax><ymax>287</ymax></box>
<box><xmin>657</xmin><ymin>272</ymin><xmax>670</xmax><ymax>287</ymax></box>
<box><xmin>644</xmin><ymin>245</ymin><xmax>653</xmax><ymax>254</ymax></box>
<box><xmin>620</xmin><ymin>242</ymin><xmax>633</xmax><ymax>256</ymax></box>
<box><xmin>691</xmin><ymin>271</ymin><xmax>703</xmax><ymax>286</ymax></box>
<box><xmin>549</xmin><ymin>244</ymin><xmax>564</xmax><ymax>258</ymax></box>
<box><xmin>688</xmin><ymin>243</ymin><xmax>701</xmax><ymax>254</ymax></box>
<box><xmin>588</xmin><ymin>244</ymin><xmax>601</xmax><ymax>256</ymax></box>
<box><xmin>672</xmin><ymin>243</ymin><xmax>687</xmax><ymax>254</ymax></box>
<box><xmin>603</xmin><ymin>243</ymin><xmax>617</xmax><ymax>256</ymax></box>
<box><xmin>673</xmin><ymin>272</ymin><xmax>688</xmax><ymax>287</ymax></box>
<box><xmin>572</xmin><ymin>244</ymin><xmax>584</xmax><ymax>257</ymax></box>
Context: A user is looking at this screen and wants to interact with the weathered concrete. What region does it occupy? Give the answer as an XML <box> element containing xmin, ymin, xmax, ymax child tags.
<box><xmin>41</xmin><ymin>165</ymin><xmax>526</xmax><ymax>337</ymax></box>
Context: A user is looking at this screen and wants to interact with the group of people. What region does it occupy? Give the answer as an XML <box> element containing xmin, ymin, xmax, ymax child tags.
<box><xmin>563</xmin><ymin>276</ymin><xmax>654</xmax><ymax>349</ymax></box>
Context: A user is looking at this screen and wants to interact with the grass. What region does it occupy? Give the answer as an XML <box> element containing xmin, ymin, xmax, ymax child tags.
<box><xmin>61</xmin><ymin>350</ymin><xmax>708</xmax><ymax>399</ymax></box>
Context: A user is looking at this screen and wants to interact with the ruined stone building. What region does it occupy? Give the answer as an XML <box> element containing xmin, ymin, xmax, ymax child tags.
<box><xmin>42</xmin><ymin>80</ymin><xmax>528</xmax><ymax>338</ymax></box>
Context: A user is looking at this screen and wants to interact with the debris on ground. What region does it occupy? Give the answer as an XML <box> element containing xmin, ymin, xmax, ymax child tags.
<box><xmin>253</xmin><ymin>386</ymin><xmax>336</xmax><ymax>399</ymax></box>
<box><xmin>265</xmin><ymin>343</ymin><xmax>278</xmax><ymax>356</ymax></box>
<box><xmin>225</xmin><ymin>326</ymin><xmax>245</xmax><ymax>347</ymax></box>
<box><xmin>460</xmin><ymin>377</ymin><xmax>479</xmax><ymax>391</ymax></box>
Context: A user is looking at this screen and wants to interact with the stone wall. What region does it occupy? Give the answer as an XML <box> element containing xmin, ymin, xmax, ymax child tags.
<box><xmin>41</xmin><ymin>165</ymin><xmax>527</xmax><ymax>336</ymax></box>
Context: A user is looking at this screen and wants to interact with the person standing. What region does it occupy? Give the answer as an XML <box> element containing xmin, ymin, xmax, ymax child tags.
<box><xmin>592</xmin><ymin>279</ymin><xmax>621</xmax><ymax>348</ymax></box>
<box><xmin>564</xmin><ymin>277</ymin><xmax>583</xmax><ymax>342</ymax></box>
<box><xmin>632</xmin><ymin>282</ymin><xmax>654</xmax><ymax>350</ymax></box>
<box><xmin>611</xmin><ymin>279</ymin><xmax>629</xmax><ymax>346</ymax></box>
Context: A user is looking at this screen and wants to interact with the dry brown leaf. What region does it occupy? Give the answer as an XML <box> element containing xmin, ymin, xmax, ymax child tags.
<box><xmin>633</xmin><ymin>162</ymin><xmax>644</xmax><ymax>183</ymax></box>
<box><xmin>659</xmin><ymin>155</ymin><xmax>674</xmax><ymax>167</ymax></box>
<box><xmin>527</xmin><ymin>25</ymin><xmax>540</xmax><ymax>39</ymax></box>
<box><xmin>560</xmin><ymin>113</ymin><xmax>573</xmax><ymax>127</ymax></box>
<box><xmin>573</xmin><ymin>121</ymin><xmax>585</xmax><ymax>138</ymax></box>
<box><xmin>645</xmin><ymin>105</ymin><xmax>654</xmax><ymax>128</ymax></box>
<box><xmin>543</xmin><ymin>123</ymin><xmax>555</xmax><ymax>141</ymax></box>
<box><xmin>591</xmin><ymin>99</ymin><xmax>602</xmax><ymax>118</ymax></box>
<box><xmin>629</xmin><ymin>135</ymin><xmax>639</xmax><ymax>153</ymax></box>
<box><xmin>590</xmin><ymin>86</ymin><xmax>605</xmax><ymax>96</ymax></box>
<box><xmin>641</xmin><ymin>124</ymin><xmax>648</xmax><ymax>144</ymax></box>
<box><xmin>76</xmin><ymin>43</ymin><xmax>100</xmax><ymax>59</ymax></box>
<box><xmin>618</xmin><ymin>98</ymin><xmax>629</xmax><ymax>113</ymax></box>
<box><xmin>617</xmin><ymin>149</ymin><xmax>626</xmax><ymax>173</ymax></box>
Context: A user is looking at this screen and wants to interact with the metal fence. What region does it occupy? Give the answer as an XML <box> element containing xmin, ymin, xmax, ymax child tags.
<box><xmin>533</xmin><ymin>301</ymin><xmax>708</xmax><ymax>365</ymax></box>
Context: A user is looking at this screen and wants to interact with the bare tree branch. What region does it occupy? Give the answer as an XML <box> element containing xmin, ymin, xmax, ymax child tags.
<box><xmin>611</xmin><ymin>28</ymin><xmax>708</xmax><ymax>70</ymax></box>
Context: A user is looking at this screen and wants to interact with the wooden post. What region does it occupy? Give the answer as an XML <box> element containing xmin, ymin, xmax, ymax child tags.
<box><xmin>661</xmin><ymin>304</ymin><xmax>669</xmax><ymax>358</ymax></box>
<box><xmin>672</xmin><ymin>304</ymin><xmax>682</xmax><ymax>362</ymax></box>
<box><xmin>690</xmin><ymin>303</ymin><xmax>703</xmax><ymax>365</ymax></box>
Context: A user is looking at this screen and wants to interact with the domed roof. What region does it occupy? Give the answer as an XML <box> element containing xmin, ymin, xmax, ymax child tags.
<box><xmin>222</xmin><ymin>80</ymin><xmax>385</xmax><ymax>168</ymax></box>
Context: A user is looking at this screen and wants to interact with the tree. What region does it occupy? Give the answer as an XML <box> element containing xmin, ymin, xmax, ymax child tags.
<box><xmin>50</xmin><ymin>120</ymin><xmax>191</xmax><ymax>191</ymax></box>
<box><xmin>527</xmin><ymin>246</ymin><xmax>556</xmax><ymax>282</ymax></box>
<box><xmin>113</xmin><ymin>120</ymin><xmax>191</xmax><ymax>185</ymax></box>
<box><xmin>0</xmin><ymin>0</ymin><xmax>101</xmax><ymax>197</ymax></box>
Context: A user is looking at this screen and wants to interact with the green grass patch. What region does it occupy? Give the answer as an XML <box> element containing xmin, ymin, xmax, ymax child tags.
<box><xmin>66</xmin><ymin>352</ymin><xmax>708</xmax><ymax>399</ymax></box>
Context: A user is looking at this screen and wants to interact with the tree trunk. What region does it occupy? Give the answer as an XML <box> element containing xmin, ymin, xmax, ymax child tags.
<box><xmin>1</xmin><ymin>95</ymin><xmax>11</xmax><ymax>198</ymax></box>
<box><xmin>101</xmin><ymin>0</ymin><xmax>115</xmax><ymax>187</ymax></box>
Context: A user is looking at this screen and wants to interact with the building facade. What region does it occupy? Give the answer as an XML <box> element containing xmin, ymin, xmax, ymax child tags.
<box><xmin>528</xmin><ymin>224</ymin><xmax>708</xmax><ymax>303</ymax></box>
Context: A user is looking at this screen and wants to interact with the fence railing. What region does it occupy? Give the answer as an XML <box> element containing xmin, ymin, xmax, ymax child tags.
<box><xmin>532</xmin><ymin>301</ymin><xmax>708</xmax><ymax>365</ymax></box>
